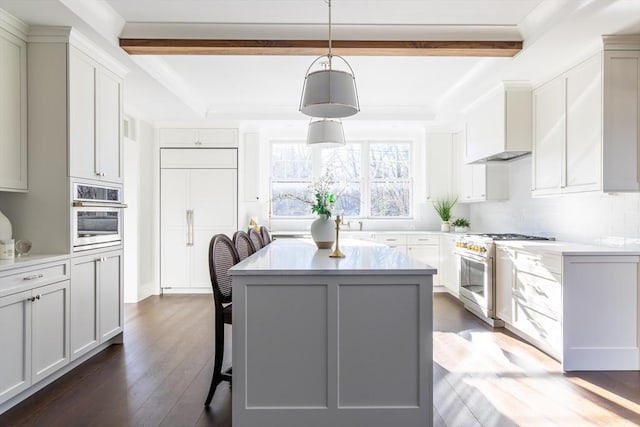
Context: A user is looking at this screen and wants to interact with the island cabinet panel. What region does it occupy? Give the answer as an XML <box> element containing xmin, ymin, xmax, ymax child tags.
<box><xmin>230</xmin><ymin>239</ymin><xmax>434</xmax><ymax>427</ymax></box>
<box><xmin>338</xmin><ymin>284</ymin><xmax>419</xmax><ymax>407</ymax></box>
<box><xmin>245</xmin><ymin>284</ymin><xmax>327</xmax><ymax>407</ymax></box>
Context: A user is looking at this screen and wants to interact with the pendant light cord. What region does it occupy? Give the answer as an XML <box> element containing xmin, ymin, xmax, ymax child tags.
<box><xmin>327</xmin><ymin>0</ymin><xmax>332</xmax><ymax>69</ymax></box>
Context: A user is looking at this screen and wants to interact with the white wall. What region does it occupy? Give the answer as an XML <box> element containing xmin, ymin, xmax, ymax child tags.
<box><xmin>123</xmin><ymin>117</ymin><xmax>159</xmax><ymax>302</ymax></box>
<box><xmin>469</xmin><ymin>155</ymin><xmax>640</xmax><ymax>245</ymax></box>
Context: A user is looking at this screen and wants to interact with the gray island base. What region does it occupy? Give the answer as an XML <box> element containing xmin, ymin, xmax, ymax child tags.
<box><xmin>229</xmin><ymin>238</ymin><xmax>436</xmax><ymax>427</ymax></box>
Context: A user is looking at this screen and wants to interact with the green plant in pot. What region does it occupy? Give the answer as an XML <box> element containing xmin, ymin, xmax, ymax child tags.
<box><xmin>452</xmin><ymin>217</ymin><xmax>470</xmax><ymax>232</ymax></box>
<box><xmin>433</xmin><ymin>196</ymin><xmax>458</xmax><ymax>232</ymax></box>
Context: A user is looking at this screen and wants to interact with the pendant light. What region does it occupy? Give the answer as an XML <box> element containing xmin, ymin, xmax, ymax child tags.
<box><xmin>300</xmin><ymin>0</ymin><xmax>360</xmax><ymax>118</ymax></box>
<box><xmin>306</xmin><ymin>118</ymin><xmax>346</xmax><ymax>147</ymax></box>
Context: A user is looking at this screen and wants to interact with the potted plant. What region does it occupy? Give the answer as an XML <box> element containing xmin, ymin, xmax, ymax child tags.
<box><xmin>451</xmin><ymin>217</ymin><xmax>470</xmax><ymax>232</ymax></box>
<box><xmin>433</xmin><ymin>196</ymin><xmax>457</xmax><ymax>232</ymax></box>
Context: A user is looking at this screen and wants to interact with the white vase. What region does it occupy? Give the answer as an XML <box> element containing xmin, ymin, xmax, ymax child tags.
<box><xmin>0</xmin><ymin>208</ymin><xmax>12</xmax><ymax>240</ymax></box>
<box><xmin>310</xmin><ymin>215</ymin><xmax>335</xmax><ymax>249</ymax></box>
<box><xmin>440</xmin><ymin>221</ymin><xmax>450</xmax><ymax>232</ymax></box>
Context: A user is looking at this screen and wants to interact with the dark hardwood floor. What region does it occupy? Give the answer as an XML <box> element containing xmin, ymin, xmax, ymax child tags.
<box><xmin>1</xmin><ymin>293</ymin><xmax>639</xmax><ymax>426</ymax></box>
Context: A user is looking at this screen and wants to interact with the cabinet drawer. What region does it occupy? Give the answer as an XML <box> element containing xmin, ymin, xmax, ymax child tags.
<box><xmin>514</xmin><ymin>269</ymin><xmax>561</xmax><ymax>318</ymax></box>
<box><xmin>515</xmin><ymin>250</ymin><xmax>562</xmax><ymax>276</ymax></box>
<box><xmin>0</xmin><ymin>261</ymin><xmax>70</xmax><ymax>296</ymax></box>
<box><xmin>513</xmin><ymin>300</ymin><xmax>562</xmax><ymax>358</ymax></box>
<box><xmin>407</xmin><ymin>235</ymin><xmax>440</xmax><ymax>246</ymax></box>
<box><xmin>373</xmin><ymin>234</ymin><xmax>408</xmax><ymax>246</ymax></box>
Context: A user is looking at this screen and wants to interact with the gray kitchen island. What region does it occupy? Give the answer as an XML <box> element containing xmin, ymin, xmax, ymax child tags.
<box><xmin>229</xmin><ymin>238</ymin><xmax>435</xmax><ymax>427</ymax></box>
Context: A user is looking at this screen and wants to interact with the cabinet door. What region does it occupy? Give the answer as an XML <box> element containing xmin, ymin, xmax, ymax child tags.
<box><xmin>70</xmin><ymin>256</ymin><xmax>99</xmax><ymax>360</ymax></box>
<box><xmin>439</xmin><ymin>236</ymin><xmax>458</xmax><ymax>296</ymax></box>
<box><xmin>69</xmin><ymin>47</ymin><xmax>98</xmax><ymax>180</ymax></box>
<box><xmin>471</xmin><ymin>164</ymin><xmax>487</xmax><ymax>200</ymax></box>
<box><xmin>197</xmin><ymin>128</ymin><xmax>239</xmax><ymax>147</ymax></box>
<box><xmin>407</xmin><ymin>245</ymin><xmax>439</xmax><ymax>286</ymax></box>
<box><xmin>565</xmin><ymin>55</ymin><xmax>602</xmax><ymax>192</ymax></box>
<box><xmin>189</xmin><ymin>169</ymin><xmax>238</xmax><ymax>288</ymax></box>
<box><xmin>159</xmin><ymin>128</ymin><xmax>198</xmax><ymax>146</ymax></box>
<box><xmin>0</xmin><ymin>290</ymin><xmax>31</xmax><ymax>404</ymax></box>
<box><xmin>426</xmin><ymin>134</ymin><xmax>453</xmax><ymax>201</ymax></box>
<box><xmin>495</xmin><ymin>246</ymin><xmax>514</xmax><ymax>323</ymax></box>
<box><xmin>161</xmin><ymin>169</ymin><xmax>190</xmax><ymax>288</ymax></box>
<box><xmin>532</xmin><ymin>78</ymin><xmax>564</xmax><ymax>195</ymax></box>
<box><xmin>460</xmin><ymin>163</ymin><xmax>474</xmax><ymax>202</ymax></box>
<box><xmin>0</xmin><ymin>28</ymin><xmax>27</xmax><ymax>191</ymax></box>
<box><xmin>96</xmin><ymin>68</ymin><xmax>123</xmax><ymax>183</ymax></box>
<box><xmin>99</xmin><ymin>251</ymin><xmax>123</xmax><ymax>341</ymax></box>
<box><xmin>603</xmin><ymin>50</ymin><xmax>640</xmax><ymax>192</ymax></box>
<box><xmin>31</xmin><ymin>280</ymin><xmax>70</xmax><ymax>383</ymax></box>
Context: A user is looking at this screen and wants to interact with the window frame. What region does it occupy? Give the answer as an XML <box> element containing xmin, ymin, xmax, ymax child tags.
<box><xmin>269</xmin><ymin>138</ymin><xmax>414</xmax><ymax>219</ymax></box>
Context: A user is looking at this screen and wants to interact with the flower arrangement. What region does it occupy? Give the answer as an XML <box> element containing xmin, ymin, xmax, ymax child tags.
<box><xmin>279</xmin><ymin>171</ymin><xmax>338</xmax><ymax>217</ymax></box>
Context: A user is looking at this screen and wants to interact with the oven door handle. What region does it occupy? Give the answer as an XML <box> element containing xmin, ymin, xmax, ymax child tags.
<box><xmin>73</xmin><ymin>201</ymin><xmax>128</xmax><ymax>208</ymax></box>
<box><xmin>455</xmin><ymin>251</ymin><xmax>489</xmax><ymax>265</ymax></box>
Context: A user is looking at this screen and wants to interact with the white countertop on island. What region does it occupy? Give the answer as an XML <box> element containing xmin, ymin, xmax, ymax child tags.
<box><xmin>229</xmin><ymin>238</ymin><xmax>437</xmax><ymax>276</ymax></box>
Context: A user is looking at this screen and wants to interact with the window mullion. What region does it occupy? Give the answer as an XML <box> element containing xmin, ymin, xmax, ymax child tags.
<box><xmin>362</xmin><ymin>140</ymin><xmax>370</xmax><ymax>218</ymax></box>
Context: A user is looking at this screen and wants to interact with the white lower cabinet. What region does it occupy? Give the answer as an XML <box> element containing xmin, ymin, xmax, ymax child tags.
<box><xmin>438</xmin><ymin>235</ymin><xmax>458</xmax><ymax>296</ymax></box>
<box><xmin>496</xmin><ymin>244</ymin><xmax>640</xmax><ymax>371</ymax></box>
<box><xmin>374</xmin><ymin>233</ymin><xmax>440</xmax><ymax>287</ymax></box>
<box><xmin>70</xmin><ymin>250</ymin><xmax>123</xmax><ymax>360</ymax></box>
<box><xmin>495</xmin><ymin>245</ymin><xmax>514</xmax><ymax>323</ymax></box>
<box><xmin>0</xmin><ymin>260</ymin><xmax>71</xmax><ymax>406</ymax></box>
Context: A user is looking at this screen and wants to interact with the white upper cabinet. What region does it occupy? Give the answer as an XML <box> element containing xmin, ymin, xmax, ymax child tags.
<box><xmin>454</xmin><ymin>131</ymin><xmax>508</xmax><ymax>203</ymax></box>
<box><xmin>69</xmin><ymin>46</ymin><xmax>123</xmax><ymax>183</ymax></box>
<box><xmin>465</xmin><ymin>83</ymin><xmax>532</xmax><ymax>163</ymax></box>
<box><xmin>603</xmin><ymin>48</ymin><xmax>640</xmax><ymax>192</ymax></box>
<box><xmin>425</xmin><ymin>133</ymin><xmax>453</xmax><ymax>201</ymax></box>
<box><xmin>0</xmin><ymin>26</ymin><xmax>27</xmax><ymax>192</ymax></box>
<box><xmin>159</xmin><ymin>128</ymin><xmax>239</xmax><ymax>148</ymax></box>
<box><xmin>532</xmin><ymin>77</ymin><xmax>565</xmax><ymax>195</ymax></box>
<box><xmin>533</xmin><ymin>36</ymin><xmax>640</xmax><ymax>196</ymax></box>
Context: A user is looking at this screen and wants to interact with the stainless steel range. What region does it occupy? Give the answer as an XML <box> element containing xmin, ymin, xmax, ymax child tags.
<box><xmin>454</xmin><ymin>233</ymin><xmax>551</xmax><ymax>326</ymax></box>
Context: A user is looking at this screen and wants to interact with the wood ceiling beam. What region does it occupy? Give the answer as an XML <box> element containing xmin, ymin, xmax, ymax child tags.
<box><xmin>119</xmin><ymin>39</ymin><xmax>522</xmax><ymax>57</ymax></box>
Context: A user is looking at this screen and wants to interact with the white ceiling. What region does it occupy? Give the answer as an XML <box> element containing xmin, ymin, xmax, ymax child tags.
<box><xmin>1</xmin><ymin>0</ymin><xmax>640</xmax><ymax>126</ymax></box>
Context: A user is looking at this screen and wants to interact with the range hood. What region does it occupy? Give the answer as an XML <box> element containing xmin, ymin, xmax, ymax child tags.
<box><xmin>480</xmin><ymin>150</ymin><xmax>530</xmax><ymax>162</ymax></box>
<box><xmin>464</xmin><ymin>82</ymin><xmax>532</xmax><ymax>163</ymax></box>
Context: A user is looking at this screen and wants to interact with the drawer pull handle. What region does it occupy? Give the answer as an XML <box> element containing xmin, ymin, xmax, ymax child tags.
<box><xmin>23</xmin><ymin>273</ymin><xmax>44</xmax><ymax>281</ymax></box>
<box><xmin>387</xmin><ymin>238</ymin><xmax>397</xmax><ymax>241</ymax></box>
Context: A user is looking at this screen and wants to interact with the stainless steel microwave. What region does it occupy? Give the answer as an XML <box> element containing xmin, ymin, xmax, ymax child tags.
<box><xmin>72</xmin><ymin>183</ymin><xmax>126</xmax><ymax>251</ymax></box>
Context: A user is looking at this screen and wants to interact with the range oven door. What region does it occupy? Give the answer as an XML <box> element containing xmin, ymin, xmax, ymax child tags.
<box><xmin>456</xmin><ymin>250</ymin><xmax>494</xmax><ymax>318</ymax></box>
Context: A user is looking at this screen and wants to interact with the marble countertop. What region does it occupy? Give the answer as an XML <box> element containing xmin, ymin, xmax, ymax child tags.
<box><xmin>229</xmin><ymin>238</ymin><xmax>437</xmax><ymax>276</ymax></box>
<box><xmin>0</xmin><ymin>254</ymin><xmax>69</xmax><ymax>273</ymax></box>
<box><xmin>495</xmin><ymin>240</ymin><xmax>640</xmax><ymax>256</ymax></box>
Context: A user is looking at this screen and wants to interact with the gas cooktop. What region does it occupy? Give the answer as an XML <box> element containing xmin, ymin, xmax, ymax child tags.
<box><xmin>474</xmin><ymin>233</ymin><xmax>551</xmax><ymax>241</ymax></box>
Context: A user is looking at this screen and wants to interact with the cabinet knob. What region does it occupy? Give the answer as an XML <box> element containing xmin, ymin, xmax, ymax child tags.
<box><xmin>35</xmin><ymin>294</ymin><xmax>41</xmax><ymax>300</ymax></box>
<box><xmin>95</xmin><ymin>172</ymin><xmax>101</xmax><ymax>176</ymax></box>
<box><xmin>195</xmin><ymin>141</ymin><xmax>202</xmax><ymax>146</ymax></box>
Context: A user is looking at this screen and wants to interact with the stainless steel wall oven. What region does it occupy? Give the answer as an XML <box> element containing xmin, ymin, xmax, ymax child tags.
<box><xmin>72</xmin><ymin>183</ymin><xmax>126</xmax><ymax>251</ymax></box>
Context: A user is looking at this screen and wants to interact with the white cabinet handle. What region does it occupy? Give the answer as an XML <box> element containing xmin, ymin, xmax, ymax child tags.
<box><xmin>23</xmin><ymin>273</ymin><xmax>44</xmax><ymax>281</ymax></box>
<box><xmin>186</xmin><ymin>209</ymin><xmax>194</xmax><ymax>247</ymax></box>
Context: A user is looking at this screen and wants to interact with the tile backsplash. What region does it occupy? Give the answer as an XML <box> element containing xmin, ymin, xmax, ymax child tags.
<box><xmin>469</xmin><ymin>156</ymin><xmax>640</xmax><ymax>245</ymax></box>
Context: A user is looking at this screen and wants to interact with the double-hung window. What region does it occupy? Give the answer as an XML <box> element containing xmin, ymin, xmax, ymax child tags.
<box><xmin>270</xmin><ymin>140</ymin><xmax>412</xmax><ymax>218</ymax></box>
